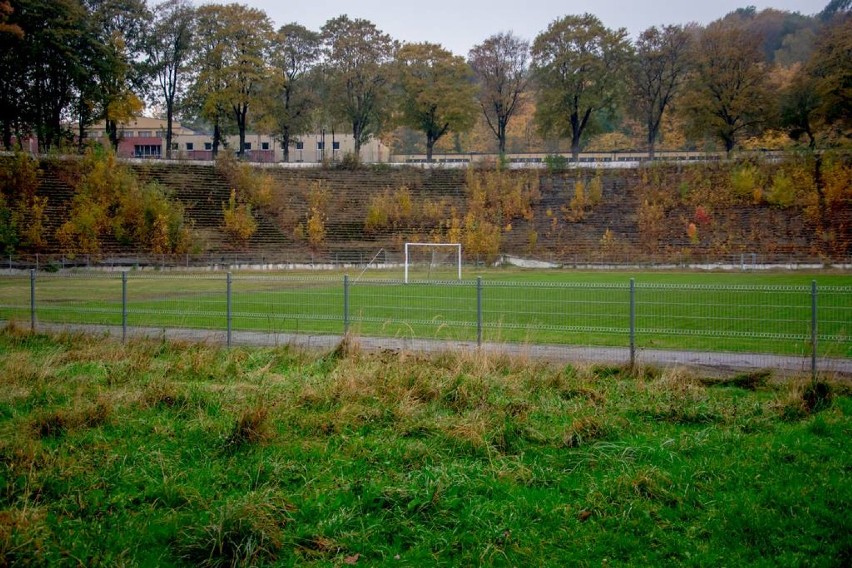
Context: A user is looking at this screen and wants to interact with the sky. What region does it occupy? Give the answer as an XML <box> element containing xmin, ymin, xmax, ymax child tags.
<box><xmin>233</xmin><ymin>0</ymin><xmax>828</xmax><ymax>56</ymax></box>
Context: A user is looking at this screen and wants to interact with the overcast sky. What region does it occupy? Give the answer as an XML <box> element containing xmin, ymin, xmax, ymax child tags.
<box><xmin>230</xmin><ymin>0</ymin><xmax>827</xmax><ymax>56</ymax></box>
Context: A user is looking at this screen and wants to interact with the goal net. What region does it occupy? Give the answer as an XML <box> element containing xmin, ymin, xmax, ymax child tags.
<box><xmin>404</xmin><ymin>243</ymin><xmax>462</xmax><ymax>283</ymax></box>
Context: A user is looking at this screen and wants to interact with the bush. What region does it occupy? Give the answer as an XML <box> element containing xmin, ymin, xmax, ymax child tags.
<box><xmin>215</xmin><ymin>152</ymin><xmax>273</xmax><ymax>208</ymax></box>
<box><xmin>56</xmin><ymin>149</ymin><xmax>194</xmax><ymax>254</ymax></box>
<box><xmin>222</xmin><ymin>189</ymin><xmax>257</xmax><ymax>248</ymax></box>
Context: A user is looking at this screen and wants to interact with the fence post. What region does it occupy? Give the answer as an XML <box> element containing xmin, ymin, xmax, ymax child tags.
<box><xmin>226</xmin><ymin>272</ymin><xmax>232</xmax><ymax>348</ymax></box>
<box><xmin>811</xmin><ymin>280</ymin><xmax>817</xmax><ymax>381</ymax></box>
<box><xmin>30</xmin><ymin>269</ymin><xmax>36</xmax><ymax>332</ymax></box>
<box><xmin>343</xmin><ymin>274</ymin><xmax>350</xmax><ymax>334</ymax></box>
<box><xmin>629</xmin><ymin>278</ymin><xmax>636</xmax><ymax>369</ymax></box>
<box><xmin>122</xmin><ymin>271</ymin><xmax>128</xmax><ymax>343</ymax></box>
<box><xmin>476</xmin><ymin>276</ymin><xmax>483</xmax><ymax>347</ymax></box>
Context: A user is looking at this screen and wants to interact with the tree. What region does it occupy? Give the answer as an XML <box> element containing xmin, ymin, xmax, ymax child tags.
<box><xmin>187</xmin><ymin>4</ymin><xmax>229</xmax><ymax>156</ymax></box>
<box><xmin>630</xmin><ymin>25</ymin><xmax>691</xmax><ymax>157</ymax></box>
<box><xmin>321</xmin><ymin>15</ymin><xmax>395</xmax><ymax>158</ymax></box>
<box><xmin>217</xmin><ymin>4</ymin><xmax>273</xmax><ymax>157</ymax></box>
<box><xmin>807</xmin><ymin>15</ymin><xmax>851</xmax><ymax>134</ymax></box>
<box><xmin>531</xmin><ymin>14</ymin><xmax>632</xmax><ymax>159</ymax></box>
<box><xmin>83</xmin><ymin>0</ymin><xmax>152</xmax><ymax>150</ymax></box>
<box><xmin>681</xmin><ymin>23</ymin><xmax>772</xmax><ymax>153</ymax></box>
<box><xmin>4</xmin><ymin>0</ymin><xmax>93</xmax><ymax>152</ymax></box>
<box><xmin>468</xmin><ymin>32</ymin><xmax>530</xmax><ymax>155</ymax></box>
<box><xmin>188</xmin><ymin>3</ymin><xmax>272</xmax><ymax>157</ymax></box>
<box><xmin>145</xmin><ymin>0</ymin><xmax>194</xmax><ymax>159</ymax></box>
<box><xmin>269</xmin><ymin>23</ymin><xmax>321</xmax><ymax>162</ymax></box>
<box><xmin>395</xmin><ymin>42</ymin><xmax>477</xmax><ymax>162</ymax></box>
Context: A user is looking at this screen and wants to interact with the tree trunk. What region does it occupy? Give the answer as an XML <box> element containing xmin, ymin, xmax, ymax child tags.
<box><xmin>106</xmin><ymin>118</ymin><xmax>119</xmax><ymax>151</ymax></box>
<box><xmin>426</xmin><ymin>135</ymin><xmax>435</xmax><ymax>162</ymax></box>
<box><xmin>498</xmin><ymin>118</ymin><xmax>507</xmax><ymax>155</ymax></box>
<box><xmin>282</xmin><ymin>126</ymin><xmax>290</xmax><ymax>163</ymax></box>
<box><xmin>647</xmin><ymin>128</ymin><xmax>657</xmax><ymax>159</ymax></box>
<box><xmin>212</xmin><ymin>120</ymin><xmax>221</xmax><ymax>158</ymax></box>
<box><xmin>165</xmin><ymin>105</ymin><xmax>174</xmax><ymax>159</ymax></box>
<box><xmin>2</xmin><ymin>122</ymin><xmax>12</xmax><ymax>151</ymax></box>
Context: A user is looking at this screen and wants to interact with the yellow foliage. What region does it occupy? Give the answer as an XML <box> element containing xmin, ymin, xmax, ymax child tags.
<box><xmin>222</xmin><ymin>189</ymin><xmax>257</xmax><ymax>248</ymax></box>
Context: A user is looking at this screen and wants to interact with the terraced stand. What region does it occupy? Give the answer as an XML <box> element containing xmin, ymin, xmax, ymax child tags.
<box><xmin>4</xmin><ymin>156</ymin><xmax>849</xmax><ymax>266</ymax></box>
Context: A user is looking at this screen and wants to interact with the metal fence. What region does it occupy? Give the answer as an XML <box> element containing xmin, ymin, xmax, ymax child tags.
<box><xmin>1</xmin><ymin>271</ymin><xmax>849</xmax><ymax>376</ymax></box>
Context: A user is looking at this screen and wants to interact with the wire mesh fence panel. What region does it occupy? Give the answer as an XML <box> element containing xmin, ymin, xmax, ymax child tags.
<box><xmin>0</xmin><ymin>271</ymin><xmax>849</xmax><ymax>374</ymax></box>
<box><xmin>0</xmin><ymin>273</ymin><xmax>33</xmax><ymax>325</ymax></box>
<box><xmin>127</xmin><ymin>273</ymin><xmax>227</xmax><ymax>330</ymax></box>
<box><xmin>231</xmin><ymin>275</ymin><xmax>344</xmax><ymax>336</ymax></box>
<box><xmin>35</xmin><ymin>273</ymin><xmax>123</xmax><ymax>327</ymax></box>
<box><xmin>482</xmin><ymin>281</ymin><xmax>630</xmax><ymax>347</ymax></box>
<box><xmin>349</xmin><ymin>279</ymin><xmax>479</xmax><ymax>341</ymax></box>
<box><xmin>818</xmin><ymin>286</ymin><xmax>852</xmax><ymax>361</ymax></box>
<box><xmin>634</xmin><ymin>284</ymin><xmax>817</xmax><ymax>356</ymax></box>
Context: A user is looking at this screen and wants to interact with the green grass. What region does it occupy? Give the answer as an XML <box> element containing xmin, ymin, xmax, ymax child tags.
<box><xmin>0</xmin><ymin>269</ymin><xmax>850</xmax><ymax>356</ymax></box>
<box><xmin>0</xmin><ymin>328</ymin><xmax>849</xmax><ymax>566</ymax></box>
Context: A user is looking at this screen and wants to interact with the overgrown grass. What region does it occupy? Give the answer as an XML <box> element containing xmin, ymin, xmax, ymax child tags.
<box><xmin>0</xmin><ymin>326</ymin><xmax>850</xmax><ymax>565</ymax></box>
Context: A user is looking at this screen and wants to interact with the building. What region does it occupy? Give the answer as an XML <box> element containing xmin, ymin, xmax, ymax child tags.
<box><xmin>85</xmin><ymin>117</ymin><xmax>389</xmax><ymax>163</ymax></box>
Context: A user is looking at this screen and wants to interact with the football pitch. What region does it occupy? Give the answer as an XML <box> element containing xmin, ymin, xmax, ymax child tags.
<box><xmin>0</xmin><ymin>268</ymin><xmax>850</xmax><ymax>358</ymax></box>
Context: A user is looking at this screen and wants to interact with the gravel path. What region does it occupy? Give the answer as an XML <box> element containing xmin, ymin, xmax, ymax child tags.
<box><xmin>22</xmin><ymin>321</ymin><xmax>851</xmax><ymax>378</ymax></box>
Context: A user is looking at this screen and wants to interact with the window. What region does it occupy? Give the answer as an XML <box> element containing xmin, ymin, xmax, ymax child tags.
<box><xmin>204</xmin><ymin>142</ymin><xmax>212</xmax><ymax>150</ymax></box>
<box><xmin>332</xmin><ymin>141</ymin><xmax>340</xmax><ymax>150</ymax></box>
<box><xmin>261</xmin><ymin>142</ymin><xmax>270</xmax><ymax>150</ymax></box>
<box><xmin>244</xmin><ymin>142</ymin><xmax>252</xmax><ymax>150</ymax></box>
<box><xmin>317</xmin><ymin>141</ymin><xmax>324</xmax><ymax>150</ymax></box>
<box><xmin>295</xmin><ymin>141</ymin><xmax>304</xmax><ymax>150</ymax></box>
<box><xmin>134</xmin><ymin>145</ymin><xmax>162</xmax><ymax>158</ymax></box>
<box><xmin>138</xmin><ymin>130</ymin><xmax>152</xmax><ymax>137</ymax></box>
<box><xmin>185</xmin><ymin>142</ymin><xmax>194</xmax><ymax>151</ymax></box>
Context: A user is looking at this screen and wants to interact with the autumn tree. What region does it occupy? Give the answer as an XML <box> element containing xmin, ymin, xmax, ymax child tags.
<box><xmin>83</xmin><ymin>0</ymin><xmax>152</xmax><ymax>150</ymax></box>
<box><xmin>806</xmin><ymin>14</ymin><xmax>851</xmax><ymax>135</ymax></box>
<box><xmin>188</xmin><ymin>3</ymin><xmax>273</xmax><ymax>157</ymax></box>
<box><xmin>187</xmin><ymin>4</ymin><xmax>229</xmax><ymax>156</ymax></box>
<box><xmin>629</xmin><ymin>25</ymin><xmax>691</xmax><ymax>157</ymax></box>
<box><xmin>321</xmin><ymin>15</ymin><xmax>395</xmax><ymax>158</ymax></box>
<box><xmin>468</xmin><ymin>32</ymin><xmax>530</xmax><ymax>155</ymax></box>
<box><xmin>145</xmin><ymin>0</ymin><xmax>194</xmax><ymax>159</ymax></box>
<box><xmin>394</xmin><ymin>42</ymin><xmax>477</xmax><ymax>162</ymax></box>
<box><xmin>680</xmin><ymin>23</ymin><xmax>772</xmax><ymax>153</ymax></box>
<box><xmin>269</xmin><ymin>23</ymin><xmax>321</xmax><ymax>162</ymax></box>
<box><xmin>531</xmin><ymin>14</ymin><xmax>632</xmax><ymax>159</ymax></box>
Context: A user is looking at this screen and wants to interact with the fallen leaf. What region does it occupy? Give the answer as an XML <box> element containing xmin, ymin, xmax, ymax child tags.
<box><xmin>578</xmin><ymin>510</ymin><xmax>592</xmax><ymax>522</ymax></box>
<box><xmin>344</xmin><ymin>553</ymin><xmax>361</xmax><ymax>565</ymax></box>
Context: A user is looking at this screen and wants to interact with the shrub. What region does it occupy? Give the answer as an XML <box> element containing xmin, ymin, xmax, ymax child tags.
<box><xmin>767</xmin><ymin>172</ymin><xmax>797</xmax><ymax>207</ymax></box>
<box><xmin>222</xmin><ymin>189</ymin><xmax>257</xmax><ymax>248</ymax></box>
<box><xmin>215</xmin><ymin>153</ymin><xmax>273</xmax><ymax>208</ymax></box>
<box><xmin>730</xmin><ymin>163</ymin><xmax>762</xmax><ymax>202</ymax></box>
<box><xmin>57</xmin><ymin>149</ymin><xmax>194</xmax><ymax>254</ymax></box>
<box><xmin>0</xmin><ymin>152</ymin><xmax>47</xmax><ymax>251</ymax></box>
<box><xmin>543</xmin><ymin>154</ymin><xmax>568</xmax><ymax>172</ymax></box>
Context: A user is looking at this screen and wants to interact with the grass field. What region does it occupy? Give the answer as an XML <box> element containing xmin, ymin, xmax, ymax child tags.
<box><xmin>0</xmin><ymin>269</ymin><xmax>850</xmax><ymax>357</ymax></box>
<box><xmin>0</xmin><ymin>329</ymin><xmax>849</xmax><ymax>565</ymax></box>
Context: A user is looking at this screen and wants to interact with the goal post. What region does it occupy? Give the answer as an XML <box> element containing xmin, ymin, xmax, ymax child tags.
<box><xmin>404</xmin><ymin>242</ymin><xmax>462</xmax><ymax>283</ymax></box>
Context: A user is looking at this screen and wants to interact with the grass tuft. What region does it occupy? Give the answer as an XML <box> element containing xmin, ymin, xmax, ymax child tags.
<box><xmin>176</xmin><ymin>495</ymin><xmax>289</xmax><ymax>567</ymax></box>
<box><xmin>225</xmin><ymin>405</ymin><xmax>271</xmax><ymax>449</ymax></box>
